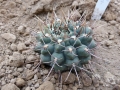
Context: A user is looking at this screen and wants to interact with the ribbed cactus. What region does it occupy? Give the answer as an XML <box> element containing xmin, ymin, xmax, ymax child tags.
<box><xmin>34</xmin><ymin>14</ymin><xmax>97</xmax><ymax>74</ymax></box>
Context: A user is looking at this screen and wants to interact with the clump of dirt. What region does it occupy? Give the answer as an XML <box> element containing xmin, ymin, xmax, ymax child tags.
<box><xmin>0</xmin><ymin>0</ymin><xmax>120</xmax><ymax>90</ymax></box>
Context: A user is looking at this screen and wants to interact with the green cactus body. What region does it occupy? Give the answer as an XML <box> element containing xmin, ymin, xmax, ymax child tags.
<box><xmin>34</xmin><ymin>16</ymin><xmax>96</xmax><ymax>72</ymax></box>
<box><xmin>40</xmin><ymin>54</ymin><xmax>51</xmax><ymax>63</ymax></box>
<box><xmin>51</xmin><ymin>52</ymin><xmax>65</xmax><ymax>65</ymax></box>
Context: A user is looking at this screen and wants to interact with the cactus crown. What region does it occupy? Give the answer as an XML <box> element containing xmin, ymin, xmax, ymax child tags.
<box><xmin>34</xmin><ymin>12</ymin><xmax>97</xmax><ymax>73</ymax></box>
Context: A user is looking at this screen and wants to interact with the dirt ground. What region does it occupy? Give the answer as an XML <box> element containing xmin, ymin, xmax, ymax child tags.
<box><xmin>0</xmin><ymin>0</ymin><xmax>120</xmax><ymax>90</ymax></box>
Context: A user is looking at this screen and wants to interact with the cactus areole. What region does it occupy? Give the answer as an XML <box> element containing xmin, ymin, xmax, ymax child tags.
<box><xmin>34</xmin><ymin>16</ymin><xmax>97</xmax><ymax>72</ymax></box>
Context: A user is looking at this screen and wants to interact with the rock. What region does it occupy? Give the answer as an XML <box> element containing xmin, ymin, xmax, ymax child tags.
<box><xmin>26</xmin><ymin>55</ymin><xmax>36</xmax><ymax>63</ymax></box>
<box><xmin>1</xmin><ymin>83</ymin><xmax>20</xmax><ymax>90</ymax></box>
<box><xmin>105</xmin><ymin>40</ymin><xmax>113</xmax><ymax>47</ymax></box>
<box><xmin>116</xmin><ymin>17</ymin><xmax>120</xmax><ymax>23</ymax></box>
<box><xmin>17</xmin><ymin>43</ymin><xmax>26</xmax><ymax>51</ymax></box>
<box><xmin>31</xmin><ymin>0</ymin><xmax>53</xmax><ymax>14</ymax></box>
<box><xmin>17</xmin><ymin>68</ymin><xmax>24</xmax><ymax>72</ymax></box>
<box><xmin>10</xmin><ymin>78</ymin><xmax>16</xmax><ymax>84</ymax></box>
<box><xmin>5</xmin><ymin>1</ymin><xmax>16</xmax><ymax>8</ymax></box>
<box><xmin>17</xmin><ymin>25</ymin><xmax>26</xmax><ymax>34</ymax></box>
<box><xmin>34</xmin><ymin>83</ymin><xmax>39</xmax><ymax>88</ymax></box>
<box><xmin>16</xmin><ymin>78</ymin><xmax>26</xmax><ymax>87</ymax></box>
<box><xmin>113</xmin><ymin>85</ymin><xmax>120</xmax><ymax>90</ymax></box>
<box><xmin>109</xmin><ymin>35</ymin><xmax>115</xmax><ymax>40</ymax></box>
<box><xmin>62</xmin><ymin>72</ymin><xmax>75</xmax><ymax>84</ymax></box>
<box><xmin>72</xmin><ymin>1</ymin><xmax>79</xmax><ymax>7</ymax></box>
<box><xmin>80</xmin><ymin>72</ymin><xmax>92</xmax><ymax>87</ymax></box>
<box><xmin>8</xmin><ymin>52</ymin><xmax>24</xmax><ymax>67</ymax></box>
<box><xmin>25</xmin><ymin>70</ymin><xmax>36</xmax><ymax>80</ymax></box>
<box><xmin>72</xmin><ymin>86</ymin><xmax>77</xmax><ymax>90</ymax></box>
<box><xmin>92</xmin><ymin>74</ymin><xmax>100</xmax><ymax>87</ymax></box>
<box><xmin>36</xmin><ymin>81</ymin><xmax>54</xmax><ymax>90</ymax></box>
<box><xmin>70</xmin><ymin>10</ymin><xmax>81</xmax><ymax>21</ymax></box>
<box><xmin>10</xmin><ymin>43</ymin><xmax>17</xmax><ymax>51</ymax></box>
<box><xmin>104</xmin><ymin>72</ymin><xmax>116</xmax><ymax>85</ymax></box>
<box><xmin>1</xmin><ymin>33</ymin><xmax>16</xmax><ymax>42</ymax></box>
<box><xmin>103</xmin><ymin>10</ymin><xmax>117</xmax><ymax>21</ymax></box>
<box><xmin>109</xmin><ymin>20</ymin><xmax>117</xmax><ymax>25</ymax></box>
<box><xmin>26</xmin><ymin>64</ymin><xmax>32</xmax><ymax>69</ymax></box>
<box><xmin>43</xmin><ymin>69</ymin><xmax>48</xmax><ymax>75</ymax></box>
<box><xmin>25</xmin><ymin>87</ymin><xmax>31</xmax><ymax>90</ymax></box>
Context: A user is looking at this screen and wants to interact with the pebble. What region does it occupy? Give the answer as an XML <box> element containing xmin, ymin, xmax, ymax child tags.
<box><xmin>43</xmin><ymin>69</ymin><xmax>48</xmax><ymax>75</ymax></box>
<box><xmin>26</xmin><ymin>64</ymin><xmax>32</xmax><ymax>69</ymax></box>
<box><xmin>1</xmin><ymin>83</ymin><xmax>20</xmax><ymax>90</ymax></box>
<box><xmin>62</xmin><ymin>72</ymin><xmax>75</xmax><ymax>84</ymax></box>
<box><xmin>10</xmin><ymin>78</ymin><xmax>16</xmax><ymax>84</ymax></box>
<box><xmin>16</xmin><ymin>78</ymin><xmax>26</xmax><ymax>87</ymax></box>
<box><xmin>34</xmin><ymin>83</ymin><xmax>39</xmax><ymax>88</ymax></box>
<box><xmin>105</xmin><ymin>40</ymin><xmax>113</xmax><ymax>47</ymax></box>
<box><xmin>92</xmin><ymin>75</ymin><xmax>100</xmax><ymax>87</ymax></box>
<box><xmin>9</xmin><ymin>52</ymin><xmax>24</xmax><ymax>67</ymax></box>
<box><xmin>34</xmin><ymin>74</ymin><xmax>38</xmax><ymax>80</ymax></box>
<box><xmin>25</xmin><ymin>70</ymin><xmax>36</xmax><ymax>80</ymax></box>
<box><xmin>17</xmin><ymin>43</ymin><xmax>26</xmax><ymax>51</ymax></box>
<box><xmin>17</xmin><ymin>68</ymin><xmax>24</xmax><ymax>72</ymax></box>
<box><xmin>109</xmin><ymin>35</ymin><xmax>115</xmax><ymax>40</ymax></box>
<box><xmin>104</xmin><ymin>72</ymin><xmax>116</xmax><ymax>85</ymax></box>
<box><xmin>17</xmin><ymin>25</ymin><xmax>26</xmax><ymax>34</ymax></box>
<box><xmin>113</xmin><ymin>85</ymin><xmax>120</xmax><ymax>90</ymax></box>
<box><xmin>36</xmin><ymin>81</ymin><xmax>54</xmax><ymax>90</ymax></box>
<box><xmin>25</xmin><ymin>87</ymin><xmax>31</xmax><ymax>90</ymax></box>
<box><xmin>1</xmin><ymin>81</ymin><xmax>6</xmax><ymax>85</ymax></box>
<box><xmin>26</xmin><ymin>55</ymin><xmax>36</xmax><ymax>63</ymax></box>
<box><xmin>80</xmin><ymin>72</ymin><xmax>92</xmax><ymax>87</ymax></box>
<box><xmin>1</xmin><ymin>33</ymin><xmax>16</xmax><ymax>42</ymax></box>
<box><xmin>10</xmin><ymin>43</ymin><xmax>17</xmax><ymax>51</ymax></box>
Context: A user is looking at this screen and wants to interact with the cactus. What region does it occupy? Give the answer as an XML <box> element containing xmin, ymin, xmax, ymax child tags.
<box><xmin>34</xmin><ymin>12</ymin><xmax>97</xmax><ymax>82</ymax></box>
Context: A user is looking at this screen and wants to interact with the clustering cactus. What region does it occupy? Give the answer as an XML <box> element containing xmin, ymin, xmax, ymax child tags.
<box><xmin>34</xmin><ymin>12</ymin><xmax>97</xmax><ymax>82</ymax></box>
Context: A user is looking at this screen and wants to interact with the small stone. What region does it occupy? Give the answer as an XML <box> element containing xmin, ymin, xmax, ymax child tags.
<box><xmin>13</xmin><ymin>71</ymin><xmax>20</xmax><ymax>76</ymax></box>
<box><xmin>36</xmin><ymin>73</ymin><xmax>41</xmax><ymax>79</ymax></box>
<box><xmin>17</xmin><ymin>43</ymin><xmax>26</xmax><ymax>51</ymax></box>
<box><xmin>1</xmin><ymin>33</ymin><xmax>16</xmax><ymax>42</ymax></box>
<box><xmin>16</xmin><ymin>78</ymin><xmax>26</xmax><ymax>87</ymax></box>
<box><xmin>43</xmin><ymin>69</ymin><xmax>48</xmax><ymax>75</ymax></box>
<box><xmin>109</xmin><ymin>20</ymin><xmax>117</xmax><ymax>25</ymax></box>
<box><xmin>34</xmin><ymin>83</ymin><xmax>39</xmax><ymax>88</ymax></box>
<box><xmin>116</xmin><ymin>17</ymin><xmax>120</xmax><ymax>23</ymax></box>
<box><xmin>62</xmin><ymin>72</ymin><xmax>75</xmax><ymax>84</ymax></box>
<box><xmin>10</xmin><ymin>78</ymin><xmax>16</xmax><ymax>84</ymax></box>
<box><xmin>63</xmin><ymin>85</ymin><xmax>67</xmax><ymax>90</ymax></box>
<box><xmin>103</xmin><ymin>10</ymin><xmax>117</xmax><ymax>21</ymax></box>
<box><xmin>26</xmin><ymin>70</ymin><xmax>36</xmax><ymax>80</ymax></box>
<box><xmin>104</xmin><ymin>72</ymin><xmax>116</xmax><ymax>85</ymax></box>
<box><xmin>92</xmin><ymin>75</ymin><xmax>100</xmax><ymax>87</ymax></box>
<box><xmin>26</xmin><ymin>55</ymin><xmax>36</xmax><ymax>63</ymax></box>
<box><xmin>34</xmin><ymin>74</ymin><xmax>38</xmax><ymax>80</ymax></box>
<box><xmin>17</xmin><ymin>68</ymin><xmax>24</xmax><ymax>72</ymax></box>
<box><xmin>105</xmin><ymin>40</ymin><xmax>112</xmax><ymax>47</ymax></box>
<box><xmin>36</xmin><ymin>81</ymin><xmax>54</xmax><ymax>90</ymax></box>
<box><xmin>109</xmin><ymin>34</ymin><xmax>115</xmax><ymax>40</ymax></box>
<box><xmin>72</xmin><ymin>86</ymin><xmax>77</xmax><ymax>90</ymax></box>
<box><xmin>9</xmin><ymin>52</ymin><xmax>24</xmax><ymax>67</ymax></box>
<box><xmin>70</xmin><ymin>10</ymin><xmax>81</xmax><ymax>21</ymax></box>
<box><xmin>1</xmin><ymin>83</ymin><xmax>20</xmax><ymax>90</ymax></box>
<box><xmin>25</xmin><ymin>87</ymin><xmax>31</xmax><ymax>90</ymax></box>
<box><xmin>80</xmin><ymin>72</ymin><xmax>92</xmax><ymax>87</ymax></box>
<box><xmin>17</xmin><ymin>25</ymin><xmax>26</xmax><ymax>34</ymax></box>
<box><xmin>10</xmin><ymin>43</ymin><xmax>17</xmax><ymax>51</ymax></box>
<box><xmin>1</xmin><ymin>69</ymin><xmax>5</xmax><ymax>73</ymax></box>
<box><xmin>1</xmin><ymin>81</ymin><xmax>6</xmax><ymax>85</ymax></box>
<box><xmin>72</xmin><ymin>1</ymin><xmax>79</xmax><ymax>7</ymax></box>
<box><xmin>26</xmin><ymin>64</ymin><xmax>32</xmax><ymax>69</ymax></box>
<box><xmin>113</xmin><ymin>85</ymin><xmax>120</xmax><ymax>90</ymax></box>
